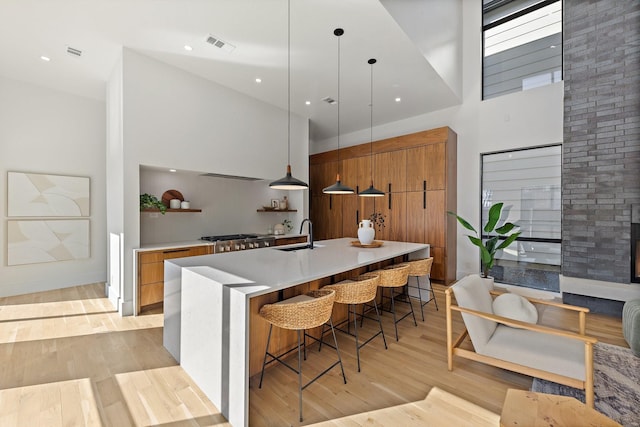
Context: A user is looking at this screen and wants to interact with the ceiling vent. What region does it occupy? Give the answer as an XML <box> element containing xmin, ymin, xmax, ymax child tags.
<box><xmin>66</xmin><ymin>46</ymin><xmax>82</xmax><ymax>57</ymax></box>
<box><xmin>205</xmin><ymin>35</ymin><xmax>236</xmax><ymax>53</ymax></box>
<box><xmin>322</xmin><ymin>97</ymin><xmax>337</xmax><ymax>105</ymax></box>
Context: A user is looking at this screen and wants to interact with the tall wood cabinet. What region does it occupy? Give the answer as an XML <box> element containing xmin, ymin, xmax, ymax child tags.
<box><xmin>309</xmin><ymin>126</ymin><xmax>457</xmax><ymax>284</ymax></box>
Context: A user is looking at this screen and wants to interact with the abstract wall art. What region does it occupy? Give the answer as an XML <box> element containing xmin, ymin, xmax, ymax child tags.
<box><xmin>7</xmin><ymin>172</ymin><xmax>90</xmax><ymax>217</ymax></box>
<box><xmin>7</xmin><ymin>219</ymin><xmax>90</xmax><ymax>265</ymax></box>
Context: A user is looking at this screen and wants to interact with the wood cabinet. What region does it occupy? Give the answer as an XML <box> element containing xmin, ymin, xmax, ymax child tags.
<box><xmin>309</xmin><ymin>126</ymin><xmax>457</xmax><ymax>284</ymax></box>
<box><xmin>374</xmin><ymin>150</ymin><xmax>407</xmax><ymax>193</ymax></box>
<box><xmin>137</xmin><ymin>244</ymin><xmax>211</xmax><ymax>313</ymax></box>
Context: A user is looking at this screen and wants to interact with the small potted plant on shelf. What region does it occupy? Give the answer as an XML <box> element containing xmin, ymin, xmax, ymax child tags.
<box><xmin>140</xmin><ymin>193</ymin><xmax>167</xmax><ymax>214</ymax></box>
<box><xmin>448</xmin><ymin>202</ymin><xmax>520</xmax><ymax>281</ymax></box>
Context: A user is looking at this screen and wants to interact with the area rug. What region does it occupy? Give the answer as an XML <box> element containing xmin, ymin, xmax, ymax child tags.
<box><xmin>531</xmin><ymin>342</ymin><xmax>640</xmax><ymax>426</ymax></box>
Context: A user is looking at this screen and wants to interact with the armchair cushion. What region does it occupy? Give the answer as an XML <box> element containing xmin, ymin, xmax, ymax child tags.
<box><xmin>492</xmin><ymin>293</ymin><xmax>538</xmax><ymax>326</ymax></box>
<box><xmin>482</xmin><ymin>325</ymin><xmax>586</xmax><ymax>381</ymax></box>
<box><xmin>450</xmin><ymin>275</ymin><xmax>497</xmax><ymax>352</ymax></box>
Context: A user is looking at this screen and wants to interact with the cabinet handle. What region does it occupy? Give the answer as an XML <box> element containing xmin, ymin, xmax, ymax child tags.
<box><xmin>356</xmin><ymin>185</ymin><xmax>359</xmax><ymax>194</ymax></box>
<box><xmin>388</xmin><ymin>183</ymin><xmax>392</xmax><ymax>210</ymax></box>
<box><xmin>330</xmin><ymin>195</ymin><xmax>333</xmax><ymax>210</ymax></box>
<box><xmin>163</xmin><ymin>249</ymin><xmax>189</xmax><ymax>254</ymax></box>
<box><xmin>423</xmin><ymin>180</ymin><xmax>426</xmax><ymax>209</ymax></box>
<box><xmin>356</xmin><ymin>210</ymin><xmax>359</xmax><ymax>224</ymax></box>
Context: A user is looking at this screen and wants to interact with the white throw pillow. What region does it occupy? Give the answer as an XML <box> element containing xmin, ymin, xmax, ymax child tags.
<box><xmin>492</xmin><ymin>293</ymin><xmax>538</xmax><ymax>327</ymax></box>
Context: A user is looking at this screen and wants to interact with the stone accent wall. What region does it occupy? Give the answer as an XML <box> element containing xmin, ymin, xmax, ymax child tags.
<box><xmin>562</xmin><ymin>0</ymin><xmax>640</xmax><ymax>284</ymax></box>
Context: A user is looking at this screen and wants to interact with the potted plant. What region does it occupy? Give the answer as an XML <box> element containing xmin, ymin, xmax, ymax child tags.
<box><xmin>448</xmin><ymin>202</ymin><xmax>521</xmax><ymax>279</ymax></box>
<box><xmin>140</xmin><ymin>193</ymin><xmax>167</xmax><ymax>214</ymax></box>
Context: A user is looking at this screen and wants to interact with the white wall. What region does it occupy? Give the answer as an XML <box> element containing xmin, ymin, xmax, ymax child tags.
<box><xmin>312</xmin><ymin>0</ymin><xmax>564</xmax><ymax>278</ymax></box>
<box><xmin>108</xmin><ymin>49</ymin><xmax>309</xmax><ymax>314</ymax></box>
<box><xmin>0</xmin><ymin>76</ymin><xmax>106</xmax><ymax>297</ymax></box>
<box><xmin>139</xmin><ymin>169</ymin><xmax>299</xmax><ymax>244</ymax></box>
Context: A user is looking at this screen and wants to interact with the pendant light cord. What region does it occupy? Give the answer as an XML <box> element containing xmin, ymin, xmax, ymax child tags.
<box><xmin>287</xmin><ymin>0</ymin><xmax>291</xmax><ymax>166</ymax></box>
<box><xmin>336</xmin><ymin>29</ymin><xmax>341</xmax><ymax>175</ymax></box>
<box><xmin>370</xmin><ymin>59</ymin><xmax>374</xmax><ymax>185</ymax></box>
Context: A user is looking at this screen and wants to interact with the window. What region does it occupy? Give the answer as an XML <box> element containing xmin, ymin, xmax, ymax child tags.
<box><xmin>481</xmin><ymin>145</ymin><xmax>561</xmax><ymax>291</ymax></box>
<box><xmin>483</xmin><ymin>0</ymin><xmax>562</xmax><ymax>100</ymax></box>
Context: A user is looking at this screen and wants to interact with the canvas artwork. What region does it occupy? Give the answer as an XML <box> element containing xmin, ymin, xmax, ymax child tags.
<box><xmin>7</xmin><ymin>172</ymin><xmax>90</xmax><ymax>217</ymax></box>
<box><xmin>7</xmin><ymin>220</ymin><xmax>90</xmax><ymax>266</ymax></box>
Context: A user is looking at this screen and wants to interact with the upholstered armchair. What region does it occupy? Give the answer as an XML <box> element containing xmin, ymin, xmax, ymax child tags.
<box><xmin>445</xmin><ymin>274</ymin><xmax>597</xmax><ymax>407</ymax></box>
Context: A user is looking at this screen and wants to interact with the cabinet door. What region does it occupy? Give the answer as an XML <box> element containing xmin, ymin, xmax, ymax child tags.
<box><xmin>310</xmin><ymin>161</ymin><xmax>339</xmax><ymax>197</ymax></box>
<box><xmin>340</xmin><ymin>157</ymin><xmax>359</xmax><ymax>237</ymax></box>
<box><xmin>310</xmin><ymin>195</ymin><xmax>342</xmax><ymax>240</ymax></box>
<box><xmin>373</xmin><ymin>192</ymin><xmax>405</xmax><ymax>242</ymax></box>
<box><xmin>424</xmin><ymin>191</ymin><xmax>445</xmax><ymax>248</ymax></box>
<box><xmin>406</xmin><ymin>143</ymin><xmax>445</xmax><ymax>191</ymax></box>
<box><xmin>342</xmin><ymin>194</ymin><xmax>359</xmax><ymax>238</ymax></box>
<box><xmin>406</xmin><ymin>192</ymin><xmax>425</xmax><ymax>243</ymax></box>
<box><xmin>374</xmin><ymin>150</ymin><xmax>406</xmax><ymax>193</ymax></box>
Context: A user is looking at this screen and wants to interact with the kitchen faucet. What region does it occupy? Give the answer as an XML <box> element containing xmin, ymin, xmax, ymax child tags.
<box><xmin>299</xmin><ymin>218</ymin><xmax>314</xmax><ymax>249</ymax></box>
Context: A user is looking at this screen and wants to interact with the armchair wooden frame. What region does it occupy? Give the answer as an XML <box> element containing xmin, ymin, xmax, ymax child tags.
<box><xmin>445</xmin><ymin>288</ymin><xmax>598</xmax><ymax>408</ymax></box>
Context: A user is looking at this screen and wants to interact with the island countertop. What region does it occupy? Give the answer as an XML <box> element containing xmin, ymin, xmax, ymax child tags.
<box><xmin>165</xmin><ymin>237</ymin><xmax>429</xmax><ymax>298</ymax></box>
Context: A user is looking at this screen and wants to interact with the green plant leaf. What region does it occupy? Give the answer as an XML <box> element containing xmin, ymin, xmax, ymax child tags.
<box><xmin>479</xmin><ymin>246</ymin><xmax>492</xmax><ymax>266</ymax></box>
<box><xmin>483</xmin><ymin>202</ymin><xmax>503</xmax><ymax>233</ymax></box>
<box><xmin>495</xmin><ymin>222</ymin><xmax>517</xmax><ymax>235</ymax></box>
<box><xmin>467</xmin><ymin>235</ymin><xmax>484</xmax><ymax>248</ymax></box>
<box><xmin>496</xmin><ymin>232</ymin><xmax>521</xmax><ymax>250</ymax></box>
<box><xmin>485</xmin><ymin>236</ymin><xmax>499</xmax><ymax>254</ymax></box>
<box><xmin>451</xmin><ymin>214</ymin><xmax>478</xmax><ymax>234</ymax></box>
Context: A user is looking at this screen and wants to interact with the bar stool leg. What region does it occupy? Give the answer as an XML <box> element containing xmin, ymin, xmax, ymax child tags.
<box><xmin>297</xmin><ymin>329</ymin><xmax>303</xmax><ymax>422</ymax></box>
<box><xmin>329</xmin><ymin>317</ymin><xmax>347</xmax><ymax>384</ymax></box>
<box><xmin>431</xmin><ymin>278</ymin><xmax>439</xmax><ymax>311</ymax></box>
<box><xmin>415</xmin><ymin>276</ymin><xmax>425</xmax><ymax>321</ymax></box>
<box><xmin>351</xmin><ymin>303</ymin><xmax>361</xmax><ymax>372</ymax></box>
<box><xmin>390</xmin><ymin>288</ymin><xmax>399</xmax><ymax>341</ymax></box>
<box><xmin>373</xmin><ymin>299</ymin><xmax>388</xmax><ymax>350</ymax></box>
<box><xmin>259</xmin><ymin>324</ymin><xmax>274</xmax><ymax>388</ymax></box>
<box><xmin>406</xmin><ymin>284</ymin><xmax>418</xmax><ymax>327</ymax></box>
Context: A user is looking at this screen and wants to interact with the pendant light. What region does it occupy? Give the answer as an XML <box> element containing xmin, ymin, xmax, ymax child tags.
<box><xmin>359</xmin><ymin>58</ymin><xmax>385</xmax><ymax>198</ymax></box>
<box><xmin>323</xmin><ymin>28</ymin><xmax>355</xmax><ymax>195</ymax></box>
<box><xmin>270</xmin><ymin>0</ymin><xmax>308</xmax><ymax>190</ymax></box>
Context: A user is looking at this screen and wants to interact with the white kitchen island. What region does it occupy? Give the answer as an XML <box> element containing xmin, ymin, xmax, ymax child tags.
<box><xmin>164</xmin><ymin>238</ymin><xmax>429</xmax><ymax>427</ymax></box>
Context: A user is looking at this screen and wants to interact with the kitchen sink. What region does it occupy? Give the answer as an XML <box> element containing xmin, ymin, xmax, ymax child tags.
<box><xmin>275</xmin><ymin>244</ymin><xmax>323</xmax><ymax>252</ymax></box>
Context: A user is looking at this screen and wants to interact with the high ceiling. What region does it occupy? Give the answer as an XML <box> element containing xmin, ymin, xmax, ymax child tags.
<box><xmin>0</xmin><ymin>0</ymin><xmax>461</xmax><ymax>142</ymax></box>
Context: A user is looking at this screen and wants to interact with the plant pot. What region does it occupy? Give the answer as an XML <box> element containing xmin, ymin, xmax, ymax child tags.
<box><xmin>476</xmin><ymin>274</ymin><xmax>495</xmax><ymax>290</ymax></box>
<box><xmin>358</xmin><ymin>220</ymin><xmax>375</xmax><ymax>245</ymax></box>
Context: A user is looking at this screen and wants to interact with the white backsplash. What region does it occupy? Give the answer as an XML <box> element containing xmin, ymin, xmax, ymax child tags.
<box><xmin>140</xmin><ymin>168</ymin><xmax>298</xmax><ymax>245</ymax></box>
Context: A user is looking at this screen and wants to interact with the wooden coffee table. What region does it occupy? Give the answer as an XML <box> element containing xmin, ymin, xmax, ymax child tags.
<box><xmin>500</xmin><ymin>389</ymin><xmax>621</xmax><ymax>427</ymax></box>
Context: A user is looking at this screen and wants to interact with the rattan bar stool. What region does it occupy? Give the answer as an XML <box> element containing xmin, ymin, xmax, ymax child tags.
<box><xmin>406</xmin><ymin>257</ymin><xmax>438</xmax><ymax>321</ymax></box>
<box><xmin>258</xmin><ymin>289</ymin><xmax>346</xmax><ymax>422</ymax></box>
<box><xmin>374</xmin><ymin>263</ymin><xmax>416</xmax><ymax>341</ymax></box>
<box><xmin>320</xmin><ymin>273</ymin><xmax>387</xmax><ymax>372</ymax></box>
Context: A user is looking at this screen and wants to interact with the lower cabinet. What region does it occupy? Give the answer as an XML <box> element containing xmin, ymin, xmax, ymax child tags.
<box><xmin>137</xmin><ymin>245</ymin><xmax>211</xmax><ymax>313</ymax></box>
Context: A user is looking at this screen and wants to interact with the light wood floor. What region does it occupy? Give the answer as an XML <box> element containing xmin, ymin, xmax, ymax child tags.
<box><xmin>0</xmin><ymin>283</ymin><xmax>626</xmax><ymax>427</ymax></box>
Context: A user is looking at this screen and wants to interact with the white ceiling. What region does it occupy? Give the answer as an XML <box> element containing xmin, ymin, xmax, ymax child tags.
<box><xmin>0</xmin><ymin>0</ymin><xmax>460</xmax><ymax>142</ymax></box>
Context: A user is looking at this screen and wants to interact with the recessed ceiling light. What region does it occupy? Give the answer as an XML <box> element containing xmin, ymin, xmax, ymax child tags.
<box><xmin>550</xmin><ymin>45</ymin><xmax>557</xmax><ymax>49</ymax></box>
<box><xmin>255</xmin><ymin>78</ymin><xmax>262</xmax><ymax>83</ymax></box>
<box><xmin>395</xmin><ymin>97</ymin><xmax>401</xmax><ymax>103</ymax></box>
<box><xmin>305</xmin><ymin>101</ymin><xmax>311</xmax><ymax>105</ymax></box>
<box><xmin>40</xmin><ymin>55</ymin><xmax>51</xmax><ymax>62</ymax></box>
<box><xmin>169</xmin><ymin>169</ymin><xmax>177</xmax><ymax>173</ymax></box>
<box><xmin>184</xmin><ymin>45</ymin><xmax>193</xmax><ymax>51</ymax></box>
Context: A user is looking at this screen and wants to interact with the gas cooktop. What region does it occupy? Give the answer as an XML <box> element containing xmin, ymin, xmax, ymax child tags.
<box><xmin>200</xmin><ymin>234</ymin><xmax>259</xmax><ymax>242</ymax></box>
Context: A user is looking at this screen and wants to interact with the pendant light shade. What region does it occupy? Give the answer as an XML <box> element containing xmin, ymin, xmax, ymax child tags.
<box><xmin>359</xmin><ymin>58</ymin><xmax>384</xmax><ymax>197</ymax></box>
<box><xmin>270</xmin><ymin>0</ymin><xmax>308</xmax><ymax>191</ymax></box>
<box><xmin>323</xmin><ymin>28</ymin><xmax>355</xmax><ymax>195</ymax></box>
